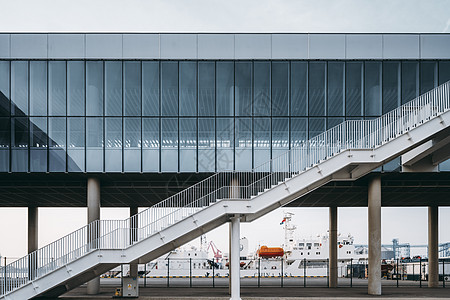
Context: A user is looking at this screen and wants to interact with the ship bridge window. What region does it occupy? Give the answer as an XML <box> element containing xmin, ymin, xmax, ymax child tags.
<box><xmin>306</xmin><ymin>243</ymin><xmax>312</xmax><ymax>249</ymax></box>
<box><xmin>313</xmin><ymin>243</ymin><xmax>319</xmax><ymax>247</ymax></box>
<box><xmin>299</xmin><ymin>243</ymin><xmax>304</xmax><ymax>247</ymax></box>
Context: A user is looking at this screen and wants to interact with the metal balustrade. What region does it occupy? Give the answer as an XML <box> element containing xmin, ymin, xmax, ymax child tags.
<box><xmin>1</xmin><ymin>81</ymin><xmax>449</xmax><ymax>297</ymax></box>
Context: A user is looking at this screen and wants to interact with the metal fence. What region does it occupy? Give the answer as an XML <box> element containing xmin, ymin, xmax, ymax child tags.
<box><xmin>1</xmin><ymin>81</ymin><xmax>450</xmax><ymax>296</ymax></box>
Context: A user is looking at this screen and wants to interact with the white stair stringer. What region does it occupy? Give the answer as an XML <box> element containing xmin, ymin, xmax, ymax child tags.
<box><xmin>1</xmin><ymin>82</ymin><xmax>450</xmax><ymax>300</ymax></box>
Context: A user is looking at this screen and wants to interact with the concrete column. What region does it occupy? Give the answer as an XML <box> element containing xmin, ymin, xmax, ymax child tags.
<box><xmin>28</xmin><ymin>207</ymin><xmax>38</xmax><ymax>280</ymax></box>
<box><xmin>129</xmin><ymin>206</ymin><xmax>139</xmax><ymax>278</ymax></box>
<box><xmin>368</xmin><ymin>176</ymin><xmax>381</xmax><ymax>296</ymax></box>
<box><xmin>428</xmin><ymin>205</ymin><xmax>439</xmax><ymax>288</ymax></box>
<box><xmin>230</xmin><ymin>216</ymin><xmax>241</xmax><ymax>300</ymax></box>
<box><xmin>87</xmin><ymin>177</ymin><xmax>101</xmax><ymax>295</ymax></box>
<box><xmin>329</xmin><ymin>206</ymin><xmax>338</xmax><ymax>288</ymax></box>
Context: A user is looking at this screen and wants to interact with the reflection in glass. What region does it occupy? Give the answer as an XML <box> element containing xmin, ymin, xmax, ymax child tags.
<box><xmin>68</xmin><ymin>61</ymin><xmax>85</xmax><ymax>116</ymax></box>
<box><xmin>364</xmin><ymin>62</ymin><xmax>381</xmax><ymax>116</ymax></box>
<box><xmin>49</xmin><ymin>117</ymin><xmax>66</xmax><ymax>172</ymax></box>
<box><xmin>143</xmin><ymin>62</ymin><xmax>159</xmax><ymax>116</ymax></box>
<box><xmin>217</xmin><ymin>118</ymin><xmax>233</xmax><ymax>171</ymax></box>
<box><xmin>12</xmin><ymin>117</ymin><xmax>28</xmax><ymax>172</ymax></box>
<box><xmin>30</xmin><ymin>117</ymin><xmax>47</xmax><ymax>172</ymax></box>
<box><xmin>401</xmin><ymin>61</ymin><xmax>418</xmax><ymax>104</ymax></box>
<box><xmin>143</xmin><ymin>118</ymin><xmax>159</xmax><ymax>172</ymax></box>
<box><xmin>180</xmin><ymin>118</ymin><xmax>197</xmax><ymax>172</ymax></box>
<box><xmin>309</xmin><ymin>118</ymin><xmax>325</xmax><ymax>139</ymax></box>
<box><xmin>124</xmin><ymin>118</ymin><xmax>141</xmax><ymax>172</ymax></box>
<box><xmin>30</xmin><ymin>61</ymin><xmax>47</xmax><ymax>116</ymax></box>
<box><xmin>235</xmin><ymin>118</ymin><xmax>252</xmax><ymax>171</ymax></box>
<box><xmin>0</xmin><ymin>118</ymin><xmax>9</xmax><ymax>171</ymax></box>
<box><xmin>0</xmin><ymin>61</ymin><xmax>10</xmax><ymax>117</ymax></box>
<box><xmin>291</xmin><ymin>62</ymin><xmax>307</xmax><ymax>116</ymax></box>
<box><xmin>11</xmin><ymin>61</ymin><xmax>28</xmax><ymax>116</ymax></box>
<box><xmin>291</xmin><ymin>118</ymin><xmax>307</xmax><ymax>148</ymax></box>
<box><xmin>105</xmin><ymin>62</ymin><xmax>122</xmax><ymax>116</ymax></box>
<box><xmin>49</xmin><ymin>61</ymin><xmax>66</xmax><ymax>116</ymax></box>
<box><xmin>235</xmin><ymin>62</ymin><xmax>252</xmax><ymax>116</ymax></box>
<box><xmin>199</xmin><ymin>62</ymin><xmax>215</xmax><ymax>116</ymax></box>
<box><xmin>180</xmin><ymin>62</ymin><xmax>197</xmax><ymax>116</ymax></box>
<box><xmin>328</xmin><ymin>62</ymin><xmax>344</xmax><ymax>116</ymax></box>
<box><xmin>198</xmin><ymin>118</ymin><xmax>215</xmax><ymax>172</ymax></box>
<box><xmin>161</xmin><ymin>62</ymin><xmax>178</xmax><ymax>116</ymax></box>
<box><xmin>272</xmin><ymin>62</ymin><xmax>289</xmax><ymax>116</ymax></box>
<box><xmin>439</xmin><ymin>61</ymin><xmax>450</xmax><ymax>85</ymax></box>
<box><xmin>254</xmin><ymin>118</ymin><xmax>270</xmax><ymax>170</ymax></box>
<box><xmin>272</xmin><ymin>118</ymin><xmax>289</xmax><ymax>161</ymax></box>
<box><xmin>383</xmin><ymin>62</ymin><xmax>400</xmax><ymax>114</ymax></box>
<box><xmin>346</xmin><ymin>62</ymin><xmax>363</xmax><ymax>116</ymax></box>
<box><xmin>161</xmin><ymin>118</ymin><xmax>178</xmax><ymax>172</ymax></box>
<box><xmin>86</xmin><ymin>61</ymin><xmax>104</xmax><ymax>116</ymax></box>
<box><xmin>420</xmin><ymin>61</ymin><xmax>437</xmax><ymax>95</ymax></box>
<box><xmin>86</xmin><ymin>117</ymin><xmax>103</xmax><ymax>172</ymax></box>
<box><xmin>216</xmin><ymin>62</ymin><xmax>234</xmax><ymax>116</ymax></box>
<box><xmin>309</xmin><ymin>62</ymin><xmax>326</xmax><ymax>116</ymax></box>
<box><xmin>124</xmin><ymin>62</ymin><xmax>141</xmax><ymax>116</ymax></box>
<box><xmin>68</xmin><ymin>117</ymin><xmax>85</xmax><ymax>172</ymax></box>
<box><xmin>105</xmin><ymin>117</ymin><xmax>122</xmax><ymax>172</ymax></box>
<box><xmin>254</xmin><ymin>62</ymin><xmax>270</xmax><ymax>116</ymax></box>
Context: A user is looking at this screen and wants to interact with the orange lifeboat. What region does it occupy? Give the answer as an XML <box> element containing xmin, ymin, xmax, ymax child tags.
<box><xmin>257</xmin><ymin>246</ymin><xmax>284</xmax><ymax>258</ymax></box>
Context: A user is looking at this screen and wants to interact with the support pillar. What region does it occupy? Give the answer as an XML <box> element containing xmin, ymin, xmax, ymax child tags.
<box><xmin>129</xmin><ymin>206</ymin><xmax>139</xmax><ymax>279</ymax></box>
<box><xmin>329</xmin><ymin>206</ymin><xmax>338</xmax><ymax>288</ymax></box>
<box><xmin>230</xmin><ymin>216</ymin><xmax>241</xmax><ymax>300</ymax></box>
<box><xmin>28</xmin><ymin>207</ymin><xmax>38</xmax><ymax>280</ymax></box>
<box><xmin>368</xmin><ymin>176</ymin><xmax>381</xmax><ymax>296</ymax></box>
<box><xmin>87</xmin><ymin>177</ymin><xmax>100</xmax><ymax>295</ymax></box>
<box><xmin>428</xmin><ymin>205</ymin><xmax>439</xmax><ymax>288</ymax></box>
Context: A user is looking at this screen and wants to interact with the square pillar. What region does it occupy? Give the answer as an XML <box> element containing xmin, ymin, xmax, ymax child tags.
<box><xmin>329</xmin><ymin>206</ymin><xmax>338</xmax><ymax>288</ymax></box>
<box><xmin>368</xmin><ymin>176</ymin><xmax>381</xmax><ymax>296</ymax></box>
<box><xmin>428</xmin><ymin>205</ymin><xmax>439</xmax><ymax>288</ymax></box>
<box><xmin>129</xmin><ymin>206</ymin><xmax>139</xmax><ymax>279</ymax></box>
<box><xmin>87</xmin><ymin>177</ymin><xmax>100</xmax><ymax>295</ymax></box>
<box><xmin>230</xmin><ymin>215</ymin><xmax>241</xmax><ymax>300</ymax></box>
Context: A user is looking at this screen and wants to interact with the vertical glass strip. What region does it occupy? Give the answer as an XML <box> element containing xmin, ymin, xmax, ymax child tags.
<box><xmin>364</xmin><ymin>61</ymin><xmax>382</xmax><ymax>116</ymax></box>
<box><xmin>124</xmin><ymin>117</ymin><xmax>141</xmax><ymax>172</ymax></box>
<box><xmin>142</xmin><ymin>62</ymin><xmax>159</xmax><ymax>116</ymax></box>
<box><xmin>272</xmin><ymin>62</ymin><xmax>289</xmax><ymax>116</ymax></box>
<box><xmin>216</xmin><ymin>62</ymin><xmax>234</xmax><ymax>117</ymax></box>
<box><xmin>86</xmin><ymin>117</ymin><xmax>104</xmax><ymax>172</ymax></box>
<box><xmin>124</xmin><ymin>61</ymin><xmax>142</xmax><ymax>116</ymax></box>
<box><xmin>68</xmin><ymin>61</ymin><xmax>85</xmax><ymax>116</ymax></box>
<box><xmin>30</xmin><ymin>61</ymin><xmax>47</xmax><ymax>116</ymax></box>
<box><xmin>216</xmin><ymin>117</ymin><xmax>234</xmax><ymax>171</ymax></box>
<box><xmin>49</xmin><ymin>61</ymin><xmax>66</xmax><ymax>116</ymax></box>
<box><xmin>235</xmin><ymin>62</ymin><xmax>252</xmax><ymax>117</ymax></box>
<box><xmin>142</xmin><ymin>118</ymin><xmax>159</xmax><ymax>172</ymax></box>
<box><xmin>254</xmin><ymin>62</ymin><xmax>270</xmax><ymax>116</ymax></box>
<box><xmin>68</xmin><ymin>117</ymin><xmax>85</xmax><ymax>172</ymax></box>
<box><xmin>105</xmin><ymin>61</ymin><xmax>122</xmax><ymax>116</ymax></box>
<box><xmin>86</xmin><ymin>61</ymin><xmax>104</xmax><ymax>116</ymax></box>
<box><xmin>401</xmin><ymin>61</ymin><xmax>419</xmax><ymax>104</ymax></box>
<box><xmin>346</xmin><ymin>62</ymin><xmax>363</xmax><ymax>117</ymax></box>
<box><xmin>105</xmin><ymin>117</ymin><xmax>122</xmax><ymax>172</ymax></box>
<box><xmin>30</xmin><ymin>117</ymin><xmax>47</xmax><ymax>172</ymax></box>
<box><xmin>11</xmin><ymin>61</ymin><xmax>28</xmax><ymax>116</ymax></box>
<box><xmin>49</xmin><ymin>117</ymin><xmax>66</xmax><ymax>172</ymax></box>
<box><xmin>382</xmin><ymin>61</ymin><xmax>400</xmax><ymax>114</ymax></box>
<box><xmin>161</xmin><ymin>118</ymin><xmax>178</xmax><ymax>172</ymax></box>
<box><xmin>179</xmin><ymin>118</ymin><xmax>197</xmax><ymax>172</ymax></box>
<box><xmin>161</xmin><ymin>62</ymin><xmax>178</xmax><ymax>116</ymax></box>
<box><xmin>327</xmin><ymin>62</ymin><xmax>344</xmax><ymax>116</ymax></box>
<box><xmin>198</xmin><ymin>62</ymin><xmax>215</xmax><ymax>116</ymax></box>
<box><xmin>235</xmin><ymin>118</ymin><xmax>252</xmax><ymax>171</ymax></box>
<box><xmin>309</xmin><ymin>62</ymin><xmax>326</xmax><ymax>116</ymax></box>
<box><xmin>180</xmin><ymin>62</ymin><xmax>197</xmax><ymax>116</ymax></box>
<box><xmin>0</xmin><ymin>61</ymin><xmax>10</xmax><ymax>117</ymax></box>
<box><xmin>198</xmin><ymin>118</ymin><xmax>215</xmax><ymax>172</ymax></box>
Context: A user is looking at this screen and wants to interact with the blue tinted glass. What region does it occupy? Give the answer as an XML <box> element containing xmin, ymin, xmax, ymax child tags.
<box><xmin>346</xmin><ymin>62</ymin><xmax>363</xmax><ymax>116</ymax></box>
<box><xmin>291</xmin><ymin>118</ymin><xmax>307</xmax><ymax>148</ymax></box>
<box><xmin>235</xmin><ymin>62</ymin><xmax>252</xmax><ymax>116</ymax></box>
<box><xmin>217</xmin><ymin>118</ymin><xmax>233</xmax><ymax>171</ymax></box>
<box><xmin>235</xmin><ymin>118</ymin><xmax>252</xmax><ymax>171</ymax></box>
<box><xmin>124</xmin><ymin>62</ymin><xmax>141</xmax><ymax>116</ymax></box>
<box><xmin>30</xmin><ymin>61</ymin><xmax>47</xmax><ymax>116</ymax></box>
<box><xmin>0</xmin><ymin>61</ymin><xmax>10</xmax><ymax>117</ymax></box>
<box><xmin>86</xmin><ymin>117</ymin><xmax>103</xmax><ymax>172</ymax></box>
<box><xmin>253</xmin><ymin>117</ymin><xmax>270</xmax><ymax>170</ymax></box>
<box><xmin>143</xmin><ymin>118</ymin><xmax>159</xmax><ymax>172</ymax></box>
<box><xmin>30</xmin><ymin>117</ymin><xmax>47</xmax><ymax>172</ymax></box>
<box><xmin>49</xmin><ymin>61</ymin><xmax>66</xmax><ymax>116</ymax></box>
<box><xmin>68</xmin><ymin>61</ymin><xmax>85</xmax><ymax>116</ymax></box>
<box><xmin>199</xmin><ymin>62</ymin><xmax>215</xmax><ymax>116</ymax></box>
<box><xmin>49</xmin><ymin>117</ymin><xmax>66</xmax><ymax>172</ymax></box>
<box><xmin>254</xmin><ymin>62</ymin><xmax>270</xmax><ymax>116</ymax></box>
<box><xmin>364</xmin><ymin>62</ymin><xmax>381</xmax><ymax>116</ymax></box>
<box><xmin>383</xmin><ymin>62</ymin><xmax>400</xmax><ymax>114</ymax></box>
<box><xmin>309</xmin><ymin>62</ymin><xmax>326</xmax><ymax>116</ymax></box>
<box><xmin>272</xmin><ymin>118</ymin><xmax>289</xmax><ymax>161</ymax></box>
<box><xmin>309</xmin><ymin>118</ymin><xmax>325</xmax><ymax>139</ymax></box>
<box><xmin>161</xmin><ymin>62</ymin><xmax>178</xmax><ymax>116</ymax></box>
<box><xmin>87</xmin><ymin>62</ymin><xmax>104</xmax><ymax>116</ymax></box>
<box><xmin>11</xmin><ymin>61</ymin><xmax>28</xmax><ymax>116</ymax></box>
<box><xmin>180</xmin><ymin>118</ymin><xmax>197</xmax><ymax>172</ymax></box>
<box><xmin>198</xmin><ymin>118</ymin><xmax>215</xmax><ymax>172</ymax></box>
<box><xmin>105</xmin><ymin>62</ymin><xmax>122</xmax><ymax>116</ymax></box>
<box><xmin>439</xmin><ymin>61</ymin><xmax>450</xmax><ymax>85</ymax></box>
<box><xmin>124</xmin><ymin>117</ymin><xmax>141</xmax><ymax>172</ymax></box>
<box><xmin>216</xmin><ymin>62</ymin><xmax>234</xmax><ymax>117</ymax></box>
<box><xmin>327</xmin><ymin>117</ymin><xmax>344</xmax><ymax>129</ymax></box>
<box><xmin>161</xmin><ymin>118</ymin><xmax>178</xmax><ymax>172</ymax></box>
<box><xmin>11</xmin><ymin>117</ymin><xmax>28</xmax><ymax>172</ymax></box>
<box><xmin>0</xmin><ymin>118</ymin><xmax>10</xmax><ymax>171</ymax></box>
<box><xmin>142</xmin><ymin>62</ymin><xmax>159</xmax><ymax>116</ymax></box>
<box><xmin>291</xmin><ymin>62</ymin><xmax>307</xmax><ymax>116</ymax></box>
<box><xmin>327</xmin><ymin>62</ymin><xmax>344</xmax><ymax>116</ymax></box>
<box><xmin>180</xmin><ymin>62</ymin><xmax>197</xmax><ymax>116</ymax></box>
<box><xmin>401</xmin><ymin>61</ymin><xmax>418</xmax><ymax>104</ymax></box>
<box><xmin>272</xmin><ymin>62</ymin><xmax>289</xmax><ymax>116</ymax></box>
<box><xmin>68</xmin><ymin>117</ymin><xmax>85</xmax><ymax>172</ymax></box>
<box><xmin>105</xmin><ymin>117</ymin><xmax>122</xmax><ymax>172</ymax></box>
<box><xmin>420</xmin><ymin>61</ymin><xmax>437</xmax><ymax>95</ymax></box>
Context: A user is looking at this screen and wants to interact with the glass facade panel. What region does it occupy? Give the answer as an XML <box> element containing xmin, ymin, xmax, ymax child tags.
<box><xmin>86</xmin><ymin>61</ymin><xmax>104</xmax><ymax>116</ymax></box>
<box><xmin>272</xmin><ymin>62</ymin><xmax>289</xmax><ymax>116</ymax></box>
<box><xmin>49</xmin><ymin>117</ymin><xmax>66</xmax><ymax>172</ymax></box>
<box><xmin>0</xmin><ymin>118</ymin><xmax>9</xmax><ymax>171</ymax></box>
<box><xmin>11</xmin><ymin>117</ymin><xmax>28</xmax><ymax>172</ymax></box>
<box><xmin>217</xmin><ymin>118</ymin><xmax>233</xmax><ymax>171</ymax></box>
<box><xmin>86</xmin><ymin>117</ymin><xmax>103</xmax><ymax>172</ymax></box>
<box><xmin>67</xmin><ymin>61</ymin><xmax>85</xmax><ymax>116</ymax></box>
<box><xmin>254</xmin><ymin>117</ymin><xmax>270</xmax><ymax>170</ymax></box>
<box><xmin>364</xmin><ymin>62</ymin><xmax>382</xmax><ymax>116</ymax></box>
<box><xmin>254</xmin><ymin>62</ymin><xmax>270</xmax><ymax>116</ymax></box>
<box><xmin>105</xmin><ymin>117</ymin><xmax>122</xmax><ymax>172</ymax></box>
<box><xmin>327</xmin><ymin>117</ymin><xmax>344</xmax><ymax>129</ymax></box>
<box><xmin>235</xmin><ymin>118</ymin><xmax>252</xmax><ymax>171</ymax></box>
<box><xmin>161</xmin><ymin>118</ymin><xmax>178</xmax><ymax>172</ymax></box>
<box><xmin>67</xmin><ymin>117</ymin><xmax>85</xmax><ymax>172</ymax></box>
<box><xmin>327</xmin><ymin>62</ymin><xmax>344</xmax><ymax>116</ymax></box>
<box><xmin>0</xmin><ymin>61</ymin><xmax>9</xmax><ymax>117</ymax></box>
<box><xmin>11</xmin><ymin>61</ymin><xmax>28</xmax><ymax>116</ymax></box>
<box><xmin>420</xmin><ymin>61</ymin><xmax>437</xmax><ymax>94</ymax></box>
<box><xmin>198</xmin><ymin>118</ymin><xmax>215</xmax><ymax>172</ymax></box>
<box><xmin>161</xmin><ymin>62</ymin><xmax>178</xmax><ymax>116</ymax></box>
<box><xmin>402</xmin><ymin>61</ymin><xmax>419</xmax><ymax>104</ymax></box>
<box><xmin>180</xmin><ymin>118</ymin><xmax>197</xmax><ymax>172</ymax></box>
<box><xmin>235</xmin><ymin>62</ymin><xmax>252</xmax><ymax>116</ymax></box>
<box><xmin>439</xmin><ymin>61</ymin><xmax>450</xmax><ymax>85</ymax></box>
<box><xmin>272</xmin><ymin>118</ymin><xmax>289</xmax><ymax>160</ymax></box>
<box><xmin>309</xmin><ymin>62</ymin><xmax>326</xmax><ymax>116</ymax></box>
<box><xmin>124</xmin><ymin>117</ymin><xmax>141</xmax><ymax>172</ymax></box>
<box><xmin>49</xmin><ymin>61</ymin><xmax>66</xmax><ymax>116</ymax></box>
<box><xmin>143</xmin><ymin>118</ymin><xmax>159</xmax><ymax>172</ymax></box>
<box><xmin>198</xmin><ymin>62</ymin><xmax>215</xmax><ymax>116</ymax></box>
<box><xmin>105</xmin><ymin>62</ymin><xmax>122</xmax><ymax>116</ymax></box>
<box><xmin>30</xmin><ymin>61</ymin><xmax>47</xmax><ymax>116</ymax></box>
<box><xmin>291</xmin><ymin>62</ymin><xmax>307</xmax><ymax>116</ymax></box>
<box><xmin>216</xmin><ymin>62</ymin><xmax>234</xmax><ymax>117</ymax></box>
<box><xmin>291</xmin><ymin>118</ymin><xmax>307</xmax><ymax>147</ymax></box>
<box><xmin>180</xmin><ymin>62</ymin><xmax>197</xmax><ymax>116</ymax></box>
<box><xmin>30</xmin><ymin>117</ymin><xmax>47</xmax><ymax>172</ymax></box>
<box><xmin>346</xmin><ymin>62</ymin><xmax>363</xmax><ymax>116</ymax></box>
<box><xmin>142</xmin><ymin>62</ymin><xmax>159</xmax><ymax>116</ymax></box>
<box><xmin>383</xmin><ymin>62</ymin><xmax>400</xmax><ymax>114</ymax></box>
<box><xmin>124</xmin><ymin>62</ymin><xmax>141</xmax><ymax>116</ymax></box>
<box><xmin>309</xmin><ymin>118</ymin><xmax>325</xmax><ymax>139</ymax></box>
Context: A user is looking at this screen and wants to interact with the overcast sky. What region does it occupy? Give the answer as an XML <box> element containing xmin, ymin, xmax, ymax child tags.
<box><xmin>1</xmin><ymin>0</ymin><xmax>450</xmax><ymax>262</ymax></box>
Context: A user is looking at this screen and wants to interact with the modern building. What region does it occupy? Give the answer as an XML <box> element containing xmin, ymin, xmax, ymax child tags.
<box><xmin>1</xmin><ymin>33</ymin><xmax>450</xmax><ymax>299</ymax></box>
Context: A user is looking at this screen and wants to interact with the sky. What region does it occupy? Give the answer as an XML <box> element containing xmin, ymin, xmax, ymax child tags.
<box><xmin>1</xmin><ymin>0</ymin><xmax>450</xmax><ymax>262</ymax></box>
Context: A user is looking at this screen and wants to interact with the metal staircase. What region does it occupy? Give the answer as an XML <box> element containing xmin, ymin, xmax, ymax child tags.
<box><xmin>1</xmin><ymin>81</ymin><xmax>450</xmax><ymax>299</ymax></box>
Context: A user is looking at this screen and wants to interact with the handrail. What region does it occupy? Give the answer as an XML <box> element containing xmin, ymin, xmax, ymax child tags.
<box><xmin>1</xmin><ymin>81</ymin><xmax>449</xmax><ymax>296</ymax></box>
